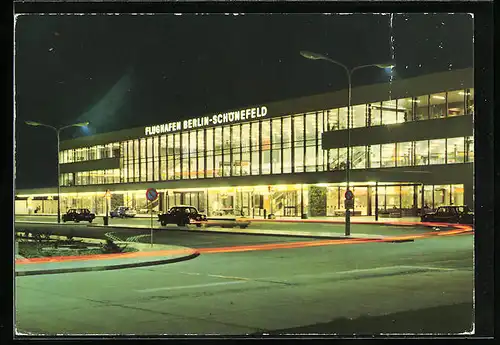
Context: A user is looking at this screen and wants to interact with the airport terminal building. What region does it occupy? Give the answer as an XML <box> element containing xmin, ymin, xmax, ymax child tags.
<box><xmin>15</xmin><ymin>68</ymin><xmax>474</xmax><ymax>218</ymax></box>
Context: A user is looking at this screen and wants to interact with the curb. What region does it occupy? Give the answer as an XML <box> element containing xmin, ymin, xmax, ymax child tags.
<box><xmin>15</xmin><ymin>251</ymin><xmax>200</xmax><ymax>276</ymax></box>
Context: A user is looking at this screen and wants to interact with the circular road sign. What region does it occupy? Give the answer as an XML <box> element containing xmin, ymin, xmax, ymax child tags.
<box><xmin>146</xmin><ymin>188</ymin><xmax>159</xmax><ymax>202</ymax></box>
<box><xmin>345</xmin><ymin>189</ymin><xmax>354</xmax><ymax>200</ymax></box>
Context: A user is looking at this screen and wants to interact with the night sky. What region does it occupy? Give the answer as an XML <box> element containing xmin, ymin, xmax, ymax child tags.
<box><xmin>14</xmin><ymin>13</ymin><xmax>473</xmax><ymax>189</ymax></box>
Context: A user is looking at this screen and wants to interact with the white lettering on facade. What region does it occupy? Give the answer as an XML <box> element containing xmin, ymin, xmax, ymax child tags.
<box><xmin>145</xmin><ymin>106</ymin><xmax>268</xmax><ymax>135</ymax></box>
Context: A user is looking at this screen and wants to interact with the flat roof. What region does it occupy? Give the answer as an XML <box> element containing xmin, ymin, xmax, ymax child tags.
<box><xmin>61</xmin><ymin>68</ymin><xmax>473</xmax><ymax>150</ymax></box>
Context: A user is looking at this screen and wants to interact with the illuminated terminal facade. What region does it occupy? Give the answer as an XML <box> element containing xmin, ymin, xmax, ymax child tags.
<box><xmin>15</xmin><ymin>68</ymin><xmax>474</xmax><ymax>218</ymax></box>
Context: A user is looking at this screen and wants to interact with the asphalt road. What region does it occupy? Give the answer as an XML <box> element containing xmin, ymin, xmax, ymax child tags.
<box><xmin>15</xmin><ymin>229</ymin><xmax>473</xmax><ymax>335</ymax></box>
<box><xmin>15</xmin><ymin>214</ymin><xmax>434</xmax><ymax>237</ymax></box>
<box><xmin>15</xmin><ymin>222</ymin><xmax>320</xmax><ymax>249</ymax></box>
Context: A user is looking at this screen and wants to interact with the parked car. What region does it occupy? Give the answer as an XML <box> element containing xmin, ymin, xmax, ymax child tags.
<box><xmin>62</xmin><ymin>208</ymin><xmax>96</xmax><ymax>223</ymax></box>
<box><xmin>420</xmin><ymin>205</ymin><xmax>474</xmax><ymax>225</ymax></box>
<box><xmin>158</xmin><ymin>205</ymin><xmax>207</xmax><ymax>227</ymax></box>
<box><xmin>110</xmin><ymin>206</ymin><xmax>137</xmax><ymax>218</ymax></box>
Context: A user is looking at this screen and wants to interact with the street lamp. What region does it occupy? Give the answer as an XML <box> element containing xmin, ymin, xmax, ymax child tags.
<box><xmin>300</xmin><ymin>50</ymin><xmax>395</xmax><ymax>236</ymax></box>
<box><xmin>25</xmin><ymin>121</ymin><xmax>90</xmax><ymax>223</ymax></box>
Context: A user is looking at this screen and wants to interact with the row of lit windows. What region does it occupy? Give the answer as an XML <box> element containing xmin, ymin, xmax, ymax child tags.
<box><xmin>328</xmin><ymin>137</ymin><xmax>473</xmax><ymax>170</ymax></box>
<box><xmin>60</xmin><ymin>169</ymin><xmax>120</xmax><ymax>186</ymax></box>
<box><xmin>60</xmin><ymin>136</ymin><xmax>473</xmax><ymax>186</ymax></box>
<box><xmin>59</xmin><ymin>89</ymin><xmax>474</xmax><ymax>164</ymax></box>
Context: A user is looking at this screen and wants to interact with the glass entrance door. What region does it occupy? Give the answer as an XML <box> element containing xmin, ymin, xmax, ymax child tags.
<box><xmin>172</xmin><ymin>191</ymin><xmax>205</xmax><ymax>212</ymax></box>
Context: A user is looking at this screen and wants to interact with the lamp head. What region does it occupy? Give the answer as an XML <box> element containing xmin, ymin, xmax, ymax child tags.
<box><xmin>25</xmin><ymin>121</ymin><xmax>42</xmax><ymax>126</ymax></box>
<box><xmin>300</xmin><ymin>50</ymin><xmax>328</xmax><ymax>61</ymax></box>
<box><xmin>74</xmin><ymin>122</ymin><xmax>89</xmax><ymax>127</ymax></box>
<box><xmin>375</xmin><ymin>63</ymin><xmax>396</xmax><ymax>69</ymax></box>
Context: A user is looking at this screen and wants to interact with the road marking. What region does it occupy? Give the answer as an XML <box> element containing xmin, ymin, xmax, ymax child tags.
<box><xmin>178</xmin><ymin>271</ymin><xmax>252</xmax><ymax>281</ymax></box>
<box><xmin>399</xmin><ymin>265</ymin><xmax>457</xmax><ymax>271</ymax></box>
<box><xmin>136</xmin><ymin>281</ymin><xmax>246</xmax><ymax>293</ymax></box>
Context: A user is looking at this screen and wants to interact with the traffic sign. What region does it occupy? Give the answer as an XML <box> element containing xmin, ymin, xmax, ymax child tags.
<box><xmin>345</xmin><ymin>189</ymin><xmax>354</xmax><ymax>200</ymax></box>
<box><xmin>344</xmin><ymin>199</ymin><xmax>355</xmax><ymax>210</ymax></box>
<box><xmin>146</xmin><ymin>188</ymin><xmax>159</xmax><ymax>202</ymax></box>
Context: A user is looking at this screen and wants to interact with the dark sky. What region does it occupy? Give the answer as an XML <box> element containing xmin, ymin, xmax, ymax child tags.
<box><xmin>14</xmin><ymin>13</ymin><xmax>473</xmax><ymax>189</ymax></box>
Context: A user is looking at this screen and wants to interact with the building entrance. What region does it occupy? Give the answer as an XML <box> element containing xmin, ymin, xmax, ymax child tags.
<box><xmin>171</xmin><ymin>191</ymin><xmax>205</xmax><ymax>212</ymax></box>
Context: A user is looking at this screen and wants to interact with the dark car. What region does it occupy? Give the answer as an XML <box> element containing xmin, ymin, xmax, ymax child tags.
<box><xmin>62</xmin><ymin>208</ymin><xmax>96</xmax><ymax>223</ymax></box>
<box><xmin>421</xmin><ymin>205</ymin><xmax>474</xmax><ymax>225</ymax></box>
<box><xmin>110</xmin><ymin>206</ymin><xmax>137</xmax><ymax>218</ymax></box>
<box><xmin>158</xmin><ymin>205</ymin><xmax>207</xmax><ymax>227</ymax></box>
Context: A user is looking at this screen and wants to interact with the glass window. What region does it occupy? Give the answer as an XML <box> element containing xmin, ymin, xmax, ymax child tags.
<box><xmin>160</xmin><ymin>136</ymin><xmax>167</xmax><ymax>180</ymax></box>
<box><xmin>328</xmin><ymin>148</ymin><xmax>338</xmax><ymax>170</ymax></box>
<box><xmin>261</xmin><ymin>120</ymin><xmax>270</xmax><ymax>151</ymax></box>
<box><xmin>223</xmin><ymin>126</ymin><xmax>231</xmax><ymax>152</ymax></box>
<box><xmin>327</xmin><ymin>109</ymin><xmax>339</xmax><ymax>131</ymax></box>
<box><xmin>147</xmin><ymin>138</ymin><xmax>153</xmax><ymax>159</ymax></box>
<box><xmin>190</xmin><ymin>131</ymin><xmax>197</xmax><ymax>155</ymax></box>
<box><xmin>241</xmin><ymin>151</ymin><xmax>250</xmax><ymax>175</ymax></box>
<box><xmin>369</xmin><ymin>144</ymin><xmax>381</xmax><ymax>168</ymax></box>
<box><xmin>112</xmin><ymin>142</ymin><xmax>121</xmax><ymax>158</ymax></box>
<box><xmin>293</xmin><ymin>115</ymin><xmax>304</xmax><ymax>142</ymax></box>
<box><xmin>127</xmin><ymin>140</ymin><xmax>134</xmax><ymax>182</ymax></box>
<box><xmin>282</xmin><ymin>117</ymin><xmax>292</xmax><ymax>146</ymax></box>
<box><xmin>197</xmin><ymin>130</ymin><xmax>204</xmax><ymax>179</ymax></box>
<box><xmin>351</xmin><ymin>105</ymin><xmax>366</xmax><ymax>128</ymax></box>
<box><xmin>396</xmin><ymin>142</ymin><xmax>412</xmax><ymax>167</ymax></box>
<box><xmin>182</xmin><ymin>150</ymin><xmax>189</xmax><ymax>180</ymax></box>
<box><xmin>369</xmin><ymin>103</ymin><xmax>382</xmax><ymax>126</ymax></box>
<box><xmin>232</xmin><ymin>125</ymin><xmax>241</xmax><ymax>177</ymax></box>
<box><xmin>206</xmin><ymin>129</ymin><xmax>214</xmax><ymax>178</ymax></box>
<box><xmin>414</xmin><ymin>95</ymin><xmax>429</xmax><ymax>120</ymax></box>
<box><xmin>429</xmin><ymin>139</ymin><xmax>446</xmax><ymax>165</ymax></box>
<box><xmin>446</xmin><ymin>137</ymin><xmax>465</xmax><ymax>164</ymax></box>
<box><xmin>398</xmin><ymin>98</ymin><xmax>413</xmax><ymax>122</ymax></box>
<box><xmin>447</xmin><ymin>90</ymin><xmax>466</xmax><ymax>117</ymax></box>
<box><xmin>305</xmin><ymin>146</ymin><xmax>316</xmax><ymax>172</ymax></box>
<box><xmin>434</xmin><ymin>185</ymin><xmax>451</xmax><ymax>208</ymax></box>
<box><xmin>250</xmin><ymin>122</ymin><xmax>259</xmax><ymax>148</ymax></box>
<box><xmin>415</xmin><ymin>140</ymin><xmax>429</xmax><ymax>166</ymax></box>
<box><xmin>305</xmin><ymin>113</ymin><xmax>317</xmax><ymax>141</ymax></box>
<box><xmin>282</xmin><ymin>147</ymin><xmax>292</xmax><ymax>173</ymax></box>
<box><xmin>140</xmin><ymin>139</ymin><xmax>147</xmax><ymax>182</ymax></box>
<box><xmin>261</xmin><ymin>121</ymin><xmax>270</xmax><ymax>175</ymax></box>
<box><xmin>231</xmin><ymin>125</ymin><xmax>241</xmax><ymax>151</ymax></box>
<box><xmin>338</xmin><ymin>107</ymin><xmax>348</xmax><ymax>129</ymax></box>
<box><xmin>133</xmin><ymin>140</ymin><xmax>140</xmax><ymax>182</ymax></box>
<box><xmin>430</xmin><ymin>92</ymin><xmax>447</xmax><ymax>119</ymax></box>
<box><xmin>167</xmin><ymin>135</ymin><xmax>174</xmax><ymax>180</ymax></box>
<box><xmin>89</xmin><ymin>146</ymin><xmax>97</xmax><ymax>160</ymax></box>
<box><xmin>381</xmin><ymin>100</ymin><xmax>398</xmax><ymax>125</ymax></box>
<box><xmin>294</xmin><ymin>145</ymin><xmax>304</xmax><ymax>173</ymax></box>
<box><xmin>174</xmin><ymin>134</ymin><xmax>181</xmax><ymax>179</ymax></box>
<box><xmin>75</xmin><ymin>172</ymin><xmax>82</xmax><ymax>185</ymax></box>
<box><xmin>466</xmin><ymin>88</ymin><xmax>474</xmax><ymax>115</ymax></box>
<box><xmin>451</xmin><ymin>184</ymin><xmax>464</xmax><ymax>205</ymax></box>
<box><xmin>241</xmin><ymin>124</ymin><xmax>250</xmax><ymax>150</ymax></box>
<box><xmin>465</xmin><ymin>136</ymin><xmax>474</xmax><ymax>162</ymax></box>
<box><xmin>272</xmin><ymin>119</ymin><xmax>281</xmax><ymax>150</ymax></box>
<box><xmin>381</xmin><ymin>143</ymin><xmax>395</xmax><ymax>167</ymax></box>
<box><xmin>350</xmin><ymin>146</ymin><xmax>366</xmax><ymax>169</ymax></box>
<box><xmin>401</xmin><ymin>186</ymin><xmax>414</xmax><ymax>210</ymax></box>
<box><xmin>182</xmin><ymin>132</ymin><xmax>189</xmax><ymax>156</ymax></box>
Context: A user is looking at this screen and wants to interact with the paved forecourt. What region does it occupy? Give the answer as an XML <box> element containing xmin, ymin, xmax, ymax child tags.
<box><xmin>15</xmin><ymin>241</ymin><xmax>199</xmax><ymax>276</ymax></box>
<box><xmin>15</xmin><ymin>234</ymin><xmax>474</xmax><ymax>335</ymax></box>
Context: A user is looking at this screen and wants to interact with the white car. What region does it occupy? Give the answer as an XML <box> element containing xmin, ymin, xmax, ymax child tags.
<box><xmin>110</xmin><ymin>206</ymin><xmax>137</xmax><ymax>218</ymax></box>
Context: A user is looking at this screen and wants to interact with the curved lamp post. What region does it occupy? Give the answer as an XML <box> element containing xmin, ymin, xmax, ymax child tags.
<box><xmin>300</xmin><ymin>50</ymin><xmax>394</xmax><ymax>236</ymax></box>
<box><xmin>25</xmin><ymin>121</ymin><xmax>89</xmax><ymax>223</ymax></box>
